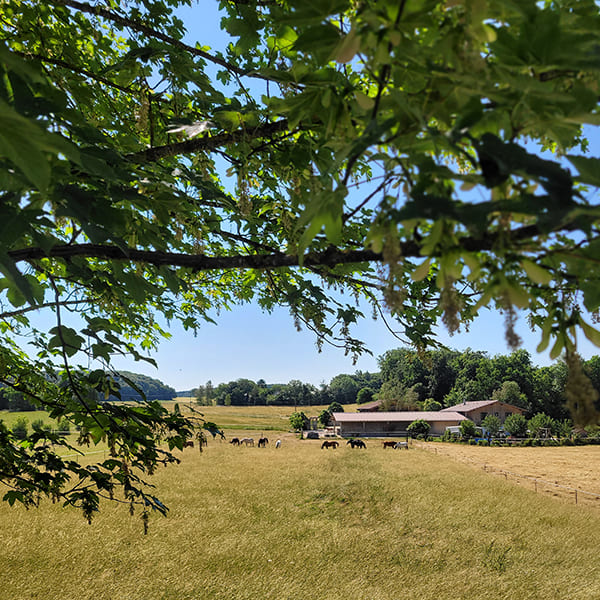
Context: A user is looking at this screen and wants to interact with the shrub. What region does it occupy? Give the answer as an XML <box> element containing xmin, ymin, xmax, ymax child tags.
<box><xmin>11</xmin><ymin>417</ymin><xmax>28</xmax><ymax>440</ymax></box>
<box><xmin>57</xmin><ymin>418</ymin><xmax>71</xmax><ymax>433</ymax></box>
<box><xmin>504</xmin><ymin>414</ymin><xmax>528</xmax><ymax>437</ymax></box>
<box><xmin>528</xmin><ymin>413</ymin><xmax>555</xmax><ymax>438</ymax></box>
<box><xmin>289</xmin><ymin>411</ymin><xmax>309</xmax><ymax>431</ymax></box>
<box><xmin>481</xmin><ymin>414</ymin><xmax>501</xmax><ymax>437</ymax></box>
<box><xmin>459</xmin><ymin>419</ymin><xmax>478</xmax><ymax>439</ymax></box>
<box><xmin>407</xmin><ymin>419</ymin><xmax>431</xmax><ymax>438</ymax></box>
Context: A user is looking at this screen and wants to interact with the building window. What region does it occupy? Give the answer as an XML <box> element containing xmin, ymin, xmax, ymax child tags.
<box><xmin>481</xmin><ymin>412</ymin><xmax>488</xmax><ymax>420</ymax></box>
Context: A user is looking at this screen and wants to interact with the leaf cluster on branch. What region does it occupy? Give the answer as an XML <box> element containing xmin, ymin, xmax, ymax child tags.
<box><xmin>1</xmin><ymin>0</ymin><xmax>600</xmax><ymax>524</ymax></box>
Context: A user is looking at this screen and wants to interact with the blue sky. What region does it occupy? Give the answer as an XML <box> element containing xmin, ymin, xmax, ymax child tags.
<box><xmin>107</xmin><ymin>301</ymin><xmax>598</xmax><ymax>392</ymax></box>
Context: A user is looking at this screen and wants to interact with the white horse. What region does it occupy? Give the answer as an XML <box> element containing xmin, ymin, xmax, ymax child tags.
<box><xmin>275</xmin><ymin>439</ymin><xmax>281</xmax><ymax>449</ymax></box>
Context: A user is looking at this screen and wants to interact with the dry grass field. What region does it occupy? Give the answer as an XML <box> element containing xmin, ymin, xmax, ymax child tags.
<box><xmin>1</xmin><ymin>429</ymin><xmax>600</xmax><ymax>600</ymax></box>
<box><xmin>420</xmin><ymin>442</ymin><xmax>600</xmax><ymax>505</ymax></box>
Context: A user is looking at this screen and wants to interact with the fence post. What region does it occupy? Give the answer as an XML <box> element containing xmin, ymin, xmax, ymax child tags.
<box><xmin>575</xmin><ymin>489</ymin><xmax>578</xmax><ymax>505</ymax></box>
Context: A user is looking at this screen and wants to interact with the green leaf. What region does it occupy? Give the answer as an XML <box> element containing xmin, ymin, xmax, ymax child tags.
<box><xmin>567</xmin><ymin>155</ymin><xmax>600</xmax><ymax>187</ymax></box>
<box><xmin>580</xmin><ymin>320</ymin><xmax>600</xmax><ymax>347</ymax></box>
<box><xmin>333</xmin><ymin>28</ymin><xmax>360</xmax><ymax>63</ymax></box>
<box><xmin>411</xmin><ymin>258</ymin><xmax>432</xmax><ymax>281</ymax></box>
<box><xmin>0</xmin><ymin>100</ymin><xmax>50</xmax><ymax>190</ymax></box>
<box><xmin>521</xmin><ymin>260</ymin><xmax>553</xmax><ymax>286</ymax></box>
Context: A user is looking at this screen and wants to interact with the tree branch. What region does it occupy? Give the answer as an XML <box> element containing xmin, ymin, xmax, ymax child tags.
<box><xmin>127</xmin><ymin>119</ymin><xmax>291</xmax><ymax>163</ymax></box>
<box><xmin>8</xmin><ymin>223</ymin><xmax>547</xmax><ymax>272</ymax></box>
<box><xmin>48</xmin><ymin>0</ymin><xmax>285</xmax><ymax>84</ymax></box>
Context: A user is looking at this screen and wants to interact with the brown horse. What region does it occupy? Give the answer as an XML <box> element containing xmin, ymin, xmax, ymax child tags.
<box><xmin>183</xmin><ymin>440</ymin><xmax>194</xmax><ymax>448</ymax></box>
<box><xmin>321</xmin><ymin>440</ymin><xmax>339</xmax><ymax>449</ymax></box>
<box><xmin>347</xmin><ymin>439</ymin><xmax>366</xmax><ymax>449</ymax></box>
<box><xmin>229</xmin><ymin>437</ymin><xmax>240</xmax><ymax>446</ymax></box>
<box><xmin>258</xmin><ymin>437</ymin><xmax>269</xmax><ymax>448</ymax></box>
<box><xmin>382</xmin><ymin>441</ymin><xmax>396</xmax><ymax>449</ymax></box>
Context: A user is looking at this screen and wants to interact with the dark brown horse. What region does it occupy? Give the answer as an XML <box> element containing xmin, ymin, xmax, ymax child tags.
<box><xmin>258</xmin><ymin>437</ymin><xmax>269</xmax><ymax>448</ymax></box>
<box><xmin>382</xmin><ymin>440</ymin><xmax>396</xmax><ymax>449</ymax></box>
<box><xmin>347</xmin><ymin>439</ymin><xmax>366</xmax><ymax>449</ymax></box>
<box><xmin>321</xmin><ymin>440</ymin><xmax>339</xmax><ymax>449</ymax></box>
<box><xmin>229</xmin><ymin>437</ymin><xmax>240</xmax><ymax>446</ymax></box>
<box><xmin>183</xmin><ymin>440</ymin><xmax>194</xmax><ymax>448</ymax></box>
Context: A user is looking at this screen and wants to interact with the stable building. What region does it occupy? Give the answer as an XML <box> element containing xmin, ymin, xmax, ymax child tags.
<box><xmin>438</xmin><ymin>400</ymin><xmax>524</xmax><ymax>425</ymax></box>
<box><xmin>332</xmin><ymin>410</ymin><xmax>467</xmax><ymax>438</ymax></box>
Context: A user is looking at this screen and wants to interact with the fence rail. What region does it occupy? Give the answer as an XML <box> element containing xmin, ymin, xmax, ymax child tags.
<box><xmin>419</xmin><ymin>443</ymin><xmax>600</xmax><ymax>508</ymax></box>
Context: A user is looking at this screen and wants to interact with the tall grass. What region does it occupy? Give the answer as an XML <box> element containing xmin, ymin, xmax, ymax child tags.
<box><xmin>1</xmin><ymin>436</ymin><xmax>598</xmax><ymax>599</ymax></box>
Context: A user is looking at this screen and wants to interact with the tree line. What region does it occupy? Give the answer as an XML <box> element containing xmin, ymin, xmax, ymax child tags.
<box><xmin>1</xmin><ymin>371</ymin><xmax>177</xmax><ymax>412</ymax></box>
<box><xmin>193</xmin><ymin>348</ymin><xmax>600</xmax><ymax>420</ymax></box>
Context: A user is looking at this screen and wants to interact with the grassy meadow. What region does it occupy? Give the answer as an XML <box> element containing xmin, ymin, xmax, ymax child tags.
<box><xmin>1</xmin><ymin>424</ymin><xmax>600</xmax><ymax>599</ymax></box>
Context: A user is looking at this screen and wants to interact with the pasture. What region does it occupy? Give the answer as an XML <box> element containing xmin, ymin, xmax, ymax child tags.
<box><xmin>1</xmin><ymin>432</ymin><xmax>600</xmax><ymax>599</ymax></box>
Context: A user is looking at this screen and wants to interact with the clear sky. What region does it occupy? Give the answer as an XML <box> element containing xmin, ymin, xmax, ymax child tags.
<box><xmin>23</xmin><ymin>2</ymin><xmax>600</xmax><ymax>393</ymax></box>
<box><xmin>106</xmin><ymin>300</ymin><xmax>598</xmax><ymax>392</ymax></box>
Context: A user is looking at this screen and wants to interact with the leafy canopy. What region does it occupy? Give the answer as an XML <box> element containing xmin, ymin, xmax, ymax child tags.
<box><xmin>1</xmin><ymin>0</ymin><xmax>600</xmax><ymax>522</ymax></box>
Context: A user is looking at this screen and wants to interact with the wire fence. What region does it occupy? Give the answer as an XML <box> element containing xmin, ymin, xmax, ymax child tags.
<box><xmin>418</xmin><ymin>443</ymin><xmax>600</xmax><ymax>509</ymax></box>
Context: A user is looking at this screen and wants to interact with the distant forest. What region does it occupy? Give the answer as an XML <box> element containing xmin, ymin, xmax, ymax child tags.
<box><xmin>193</xmin><ymin>348</ymin><xmax>600</xmax><ymax>420</ymax></box>
<box><xmin>0</xmin><ymin>370</ymin><xmax>177</xmax><ymax>411</ymax></box>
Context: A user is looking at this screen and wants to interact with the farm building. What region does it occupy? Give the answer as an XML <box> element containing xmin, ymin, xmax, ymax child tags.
<box><xmin>332</xmin><ymin>411</ymin><xmax>467</xmax><ymax>437</ymax></box>
<box><xmin>438</xmin><ymin>400</ymin><xmax>524</xmax><ymax>425</ymax></box>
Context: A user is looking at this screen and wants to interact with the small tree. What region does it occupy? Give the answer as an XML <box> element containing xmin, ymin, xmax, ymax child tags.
<box><xmin>504</xmin><ymin>414</ymin><xmax>528</xmax><ymax>438</ymax></box>
<box><xmin>327</xmin><ymin>402</ymin><xmax>344</xmax><ymax>414</ymax></box>
<box><xmin>11</xmin><ymin>417</ymin><xmax>28</xmax><ymax>440</ymax></box>
<box><xmin>356</xmin><ymin>388</ymin><xmax>373</xmax><ymax>405</ymax></box>
<box><xmin>528</xmin><ymin>413</ymin><xmax>555</xmax><ymax>438</ymax></box>
<box><xmin>57</xmin><ymin>418</ymin><xmax>71</xmax><ymax>433</ymax></box>
<box><xmin>289</xmin><ymin>411</ymin><xmax>309</xmax><ymax>432</ymax></box>
<box><xmin>481</xmin><ymin>414</ymin><xmax>502</xmax><ymax>437</ymax></box>
<box><xmin>459</xmin><ymin>420</ymin><xmax>478</xmax><ymax>439</ymax></box>
<box><xmin>407</xmin><ymin>419</ymin><xmax>431</xmax><ymax>439</ymax></box>
<box><xmin>31</xmin><ymin>419</ymin><xmax>50</xmax><ymax>432</ymax></box>
<box><xmin>422</xmin><ymin>398</ymin><xmax>442</xmax><ymax>412</ymax></box>
<box><xmin>318</xmin><ymin>409</ymin><xmax>332</xmax><ymax>428</ymax></box>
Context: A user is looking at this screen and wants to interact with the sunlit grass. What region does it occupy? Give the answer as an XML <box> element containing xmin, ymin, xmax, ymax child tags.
<box><xmin>1</xmin><ymin>435</ymin><xmax>599</xmax><ymax>599</ymax></box>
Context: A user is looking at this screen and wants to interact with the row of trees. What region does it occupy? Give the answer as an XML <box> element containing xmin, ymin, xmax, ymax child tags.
<box><xmin>376</xmin><ymin>348</ymin><xmax>600</xmax><ymax>419</ymax></box>
<box><xmin>193</xmin><ymin>348</ymin><xmax>600</xmax><ymax>420</ymax></box>
<box><xmin>193</xmin><ymin>372</ymin><xmax>380</xmax><ymax>408</ymax></box>
<box><xmin>9</xmin><ymin>344</ymin><xmax>584</xmax><ymax>419</ymax></box>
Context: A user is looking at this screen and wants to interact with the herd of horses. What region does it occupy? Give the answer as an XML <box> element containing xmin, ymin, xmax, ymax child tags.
<box><xmin>228</xmin><ymin>437</ymin><xmax>280</xmax><ymax>448</ymax></box>
<box><xmin>182</xmin><ymin>436</ymin><xmax>408</xmax><ymax>450</ymax></box>
<box><xmin>320</xmin><ymin>439</ymin><xmax>408</xmax><ymax>449</ymax></box>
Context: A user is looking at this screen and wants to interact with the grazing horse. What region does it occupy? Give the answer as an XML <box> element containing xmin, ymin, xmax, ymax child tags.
<box><xmin>346</xmin><ymin>439</ymin><xmax>366</xmax><ymax>449</ymax></box>
<box><xmin>240</xmin><ymin>437</ymin><xmax>254</xmax><ymax>447</ymax></box>
<box><xmin>394</xmin><ymin>441</ymin><xmax>409</xmax><ymax>450</ymax></box>
<box><xmin>229</xmin><ymin>437</ymin><xmax>240</xmax><ymax>446</ymax></box>
<box><xmin>382</xmin><ymin>440</ymin><xmax>397</xmax><ymax>449</ymax></box>
<box><xmin>183</xmin><ymin>440</ymin><xmax>194</xmax><ymax>448</ymax></box>
<box><xmin>321</xmin><ymin>440</ymin><xmax>339</xmax><ymax>449</ymax></box>
<box><xmin>258</xmin><ymin>437</ymin><xmax>269</xmax><ymax>448</ymax></box>
<box><xmin>275</xmin><ymin>439</ymin><xmax>281</xmax><ymax>449</ymax></box>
